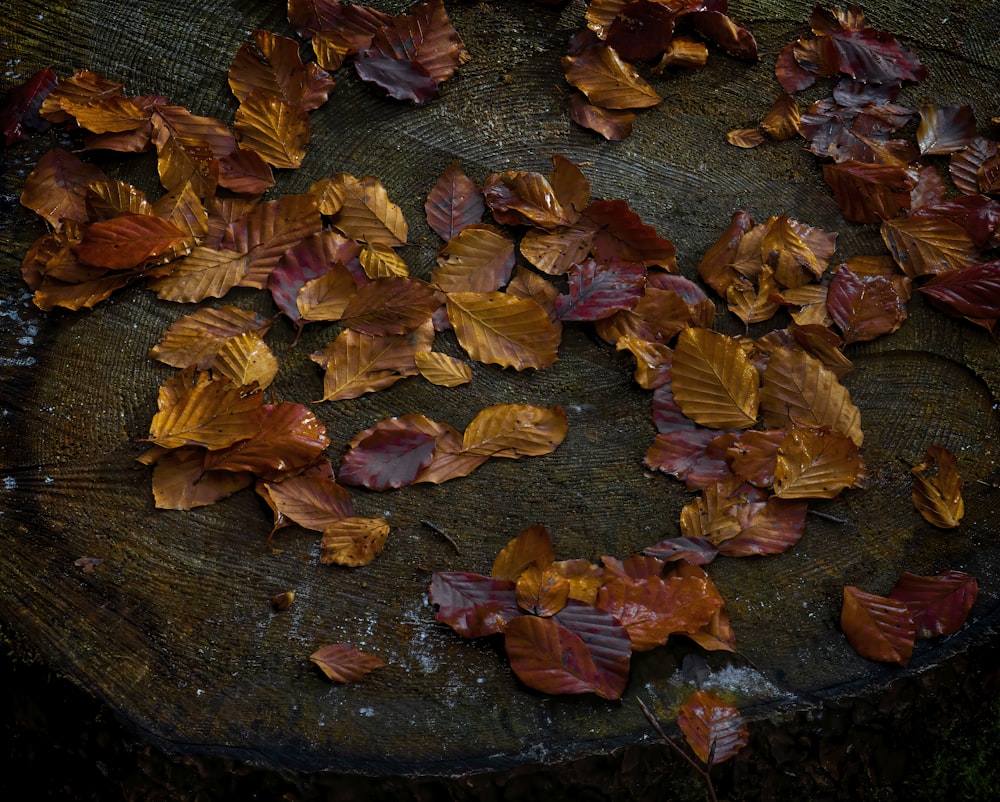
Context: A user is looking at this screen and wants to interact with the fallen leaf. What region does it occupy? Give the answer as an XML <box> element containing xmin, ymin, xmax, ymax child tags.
<box><xmin>446</xmin><ymin>291</ymin><xmax>560</xmax><ymax>370</ymax></box>
<box><xmin>671</xmin><ymin>328</ymin><xmax>759</xmax><ymax>430</ymax></box>
<box><xmin>889</xmin><ymin>570</ymin><xmax>978</xmax><ymax>639</ymax></box>
<box><xmin>310</xmin><ymin>643</ymin><xmax>386</xmax><ymax>682</ymax></box>
<box><xmin>677</xmin><ymin>689</ymin><xmax>749</xmax><ymax>767</ymax></box>
<box><xmin>841</xmin><ymin>585</ymin><xmax>916</xmax><ymax>666</ymax></box>
<box><xmin>319</xmin><ymin>517</ymin><xmax>390</xmax><ymax>566</ymax></box>
<box><xmin>911</xmin><ymin>445</ymin><xmax>964</xmax><ymax>528</ymax></box>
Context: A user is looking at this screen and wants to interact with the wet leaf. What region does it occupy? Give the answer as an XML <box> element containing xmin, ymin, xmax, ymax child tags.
<box><xmin>425</xmin><ymin>160</ymin><xmax>485</xmax><ymax>241</ymax></box>
<box><xmin>604</xmin><ymin>0</ymin><xmax>676</xmax><ymax>62</ymax></box>
<box><xmin>562</xmin><ymin>45</ymin><xmax>662</xmax><ymax>110</ymax></box>
<box><xmin>762</xmin><ymin>93</ymin><xmax>800</xmax><ymax>141</ymax></box>
<box><xmin>726</xmin><ymin>429</ymin><xmax>784</xmax><ymax>487</ymax></box>
<box><xmin>310</xmin><ymin>643</ymin><xmax>386</xmax><ymax>682</ymax></box>
<box><xmin>881</xmin><ymin>215</ymin><xmax>979</xmax><ymax>278</ymax></box>
<box><xmin>319</xmin><ymin>516</ymin><xmax>390</xmax><ymax>566</ymax></box>
<box><xmin>515</xmin><ymin>565</ymin><xmax>570</xmax><ymax>617</ymax></box>
<box><xmin>446</xmin><ymin>291</ymin><xmax>560</xmax><ymax>370</ymax></box>
<box><xmin>462</xmin><ymin>404</ymin><xmax>568</xmax><ymax>458</ymax></box>
<box><xmin>20</xmin><ymin>147</ymin><xmax>108</xmax><ymax>229</ymax></box>
<box><xmin>0</xmin><ymin>67</ymin><xmax>58</xmax><ymax>144</ymax></box>
<box><xmin>147</xmin><ymin>247</ymin><xmax>249</xmax><ymax>302</ymax></box>
<box><xmin>148</xmin><ymin>305</ymin><xmax>272</xmax><ymax>369</ymax></box>
<box><xmin>826</xmin><ymin>264</ymin><xmax>906</xmax><ymax>343</ymax></box>
<box><xmin>413</xmin><ymin>351</ymin><xmax>473</xmax><ymax>386</ymax></box>
<box><xmin>688</xmin><ymin>10</ymin><xmax>758</xmax><ymax>60</ymax></box>
<box><xmin>911</xmin><ymin>445</ymin><xmax>964</xmax><ymax>529</ymax></box>
<box><xmin>270</xmin><ymin>229</ymin><xmax>362</xmax><ymax>324</ymax></box>
<box><xmin>339</xmin><ymin>424</ymin><xmax>438</xmax><ymax>491</ymax></box>
<box><xmin>596</xmin><ymin>574</ymin><xmax>722</xmax><ymax>651</ymax></box>
<box><xmin>483</xmin><ymin>170</ymin><xmax>572</xmax><ymax>229</ymax></box>
<box><xmin>645</xmin><ymin>429</ymin><xmax>735</xmax><ymax>491</ymax></box>
<box><xmin>916</xmin><ymin>104</ymin><xmax>976</xmax><ymax>155</ymax></box>
<box><xmin>823</xmin><ymin>160</ymin><xmax>913</xmax><ymax>223</ymax></box>
<box><xmin>147</xmin><ymin>370</ymin><xmax>264</xmax><ymax>450</ymax></box>
<box><xmin>149</xmin><ymin>445</ymin><xmax>253</xmax><ymax>510</ymax></box>
<box><xmin>841</xmin><ymin>586</ymin><xmax>916</xmax><ymax>666</ymax></box>
<box><xmin>717</xmin><ymin>496</ymin><xmax>808</xmax><ymax>557</ymax></box>
<box><xmin>72</xmin><ymin>213</ymin><xmax>189</xmax><ymax>270</ymax></box>
<box><xmin>889</xmin><ymin>570</ymin><xmax>978</xmax><ymax>639</ymax></box>
<box><xmin>773</xmin><ymin>426</ymin><xmax>860</xmax><ymax>499</ymax></box>
<box><xmin>229</xmin><ymin>29</ymin><xmax>331</xmax><ymax>110</ymax></box>
<box><xmin>616</xmin><ymin>336</ymin><xmax>672</xmax><ymax>389</ymax></box>
<box><xmin>341</xmin><ymin>276</ymin><xmax>440</xmax><ymax>335</ymax></box>
<box><xmin>677</xmin><ymin>689</ymin><xmax>749</xmax><ymax>767</ymax></box>
<box><xmin>296</xmin><ymin>264</ymin><xmax>360</xmax><ymax>322</ymax></box>
<box><xmin>950</xmin><ymin>137</ymin><xmax>997</xmax><ymax>195</ymax></box>
<box><xmin>492</xmin><ymin>524</ymin><xmax>555</xmax><ymax>581</ymax></box>
<box><xmin>585</xmin><ymin>199</ymin><xmax>677</xmax><ymax>269</ymax></box>
<box><xmin>671</xmin><ymin>328</ymin><xmax>759</xmax><ymax>430</ymax></box>
<box><xmin>555</xmin><ymin>258</ymin><xmax>646</xmax><ymax>321</ymax></box>
<box><xmin>256</xmin><ymin>474</ymin><xmax>354</xmax><ymax>536</ymax></box>
<box><xmin>919</xmin><ymin>260</ymin><xmax>1000</xmax><ymax>325</ymax></box>
<box><xmin>520</xmin><ymin>217</ymin><xmax>600</xmax><ymax>276</ymax></box>
<box><xmin>211</xmin><ymin>331</ymin><xmax>279</xmax><ymax>389</ymax></box>
<box><xmin>234</xmin><ymin>91</ymin><xmax>311</xmax><ymax>169</ymax></box>
<box><xmin>760</xmin><ymin>347</ymin><xmax>863</xmax><ymax>446</ymax></box>
<box><xmin>642</xmin><ymin>536</ymin><xmax>719</xmax><ymax>565</ymax></box>
<box><xmin>429</xmin><ymin>571</ymin><xmax>521</xmax><ymax>638</ymax></box>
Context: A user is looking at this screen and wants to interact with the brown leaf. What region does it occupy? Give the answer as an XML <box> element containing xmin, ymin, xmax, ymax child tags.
<box><xmin>760</xmin><ymin>347</ymin><xmax>863</xmax><ymax>446</ymax></box>
<box><xmin>20</xmin><ymin>147</ymin><xmax>108</xmax><ymax>229</ymax></box>
<box><xmin>147</xmin><ymin>247</ymin><xmax>249</xmax><ymax>302</ymax></box>
<box><xmin>256</xmin><ymin>474</ymin><xmax>354</xmax><ymax>536</ymax></box>
<box><xmin>312</xmin><ymin>323</ymin><xmax>433</xmax><ymax>401</ymax></box>
<box><xmin>329</xmin><ymin>173</ymin><xmax>409</xmax><ymax>246</ymax></box>
<box><xmin>911</xmin><ymin>445</ymin><xmax>964</xmax><ymax>528</ymax></box>
<box><xmin>889</xmin><ymin>570</ymin><xmax>978</xmax><ymax>639</ymax></box>
<box><xmin>881</xmin><ymin>215</ymin><xmax>979</xmax><ymax>278</ymax></box>
<box><xmin>431</xmin><ymin>224</ymin><xmax>515</xmax><ymax>293</ymax></box>
<box><xmin>341</xmin><ymin>276</ymin><xmax>440</xmax><ymax>335</ymax></box>
<box><xmin>841</xmin><ymin>586</ymin><xmax>916</xmax><ymax>666</ymax></box>
<box><xmin>296</xmin><ymin>263</ymin><xmax>359</xmax><ymax>322</ymax></box>
<box><xmin>462</xmin><ymin>404</ymin><xmax>568</xmax><ymax>458</ymax></box>
<box><xmin>446</xmin><ymin>291</ymin><xmax>560</xmax><ymax>370</ymax></box>
<box><xmin>519</xmin><ymin>217</ymin><xmax>600</xmax><ymax>276</ymax></box>
<box><xmin>916</xmin><ymin>104</ymin><xmax>977</xmax><ymax>155</ymax></box>
<box><xmin>671</xmin><ymin>328</ymin><xmax>759</xmax><ymax>429</ymax></box>
<box><xmin>562</xmin><ymin>45</ymin><xmax>662</xmax><ymax>110</ymax></box>
<box><xmin>483</xmin><ymin>170</ymin><xmax>572</xmax><ymax>229</ymax></box>
<box><xmin>761</xmin><ymin>93</ymin><xmax>801</xmax><ymax>141</ymax></box>
<box><xmin>72</xmin><ymin>213</ymin><xmax>189</xmax><ymax>270</ymax></box>
<box><xmin>234</xmin><ymin>91</ymin><xmax>311</xmax><ymax>169</ymax></box>
<box><xmin>424</xmin><ymin>159</ymin><xmax>485</xmax><ymax>241</ymax></box>
<box><xmin>492</xmin><ymin>524</ymin><xmax>555</xmax><ymax>581</ymax></box>
<box><xmin>149</xmin><ymin>445</ymin><xmax>253</xmax><ymax>510</ymax></box>
<box><xmin>320</xmin><ymin>517</ymin><xmax>390</xmax><ymax>567</ymax></box>
<box><xmin>826</xmin><ymin>265</ymin><xmax>906</xmax><ymax>343</ymax></box>
<box><xmin>726</xmin><ymin>127</ymin><xmax>765</xmax><ymax>148</ymax></box>
<box><xmin>773</xmin><ymin>426</ymin><xmax>860</xmax><ymax>499</ymax></box>
<box><xmin>823</xmin><ymin>160</ymin><xmax>914</xmax><ymax>223</ymax></box>
<box><xmin>515</xmin><ymin>565</ymin><xmax>570</xmax><ymax>617</ymax></box>
<box><xmin>310</xmin><ymin>643</ymin><xmax>386</xmax><ymax>682</ymax></box>
<box><xmin>148</xmin><ymin>305</ymin><xmax>272</xmax><ymax>370</ymax></box>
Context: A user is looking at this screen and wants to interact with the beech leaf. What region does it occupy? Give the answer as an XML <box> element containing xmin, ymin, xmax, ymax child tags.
<box><xmin>319</xmin><ymin>517</ymin><xmax>390</xmax><ymax>566</ymax></box>
<box><xmin>841</xmin><ymin>586</ymin><xmax>916</xmax><ymax>666</ymax></box>
<box><xmin>413</xmin><ymin>351</ymin><xmax>473</xmax><ymax>387</ymax></box>
<box><xmin>429</xmin><ymin>571</ymin><xmax>521</xmax><ymax>638</ymax></box>
<box><xmin>911</xmin><ymin>445</ymin><xmax>964</xmax><ymax>528</ymax></box>
<box><xmin>461</xmin><ymin>404</ymin><xmax>568</xmax><ymax>458</ymax></box>
<box><xmin>339</xmin><ymin>426</ymin><xmax>438</xmax><ymax>491</ymax></box>
<box><xmin>330</xmin><ymin>173</ymin><xmax>409</xmax><ymax>246</ymax></box>
<box><xmin>561</xmin><ymin>45</ymin><xmax>662</xmax><ymax>110</ymax></box>
<box><xmin>446</xmin><ymin>291</ymin><xmax>560</xmax><ymax>370</ymax></box>
<box><xmin>889</xmin><ymin>570</ymin><xmax>978</xmax><ymax>639</ymax></box>
<box><xmin>671</xmin><ymin>328</ymin><xmax>759</xmax><ymax>430</ymax></box>
<box><xmin>310</xmin><ymin>643</ymin><xmax>386</xmax><ymax>683</ymax></box>
<box><xmin>425</xmin><ymin>160</ymin><xmax>484</xmax><ymax>241</ymax></box>
<box><xmin>677</xmin><ymin>689</ymin><xmax>749</xmax><ymax>767</ymax></box>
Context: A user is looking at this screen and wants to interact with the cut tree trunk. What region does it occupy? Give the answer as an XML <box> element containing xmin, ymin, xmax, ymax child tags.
<box><xmin>2</xmin><ymin>1</ymin><xmax>999</xmax><ymax>799</ymax></box>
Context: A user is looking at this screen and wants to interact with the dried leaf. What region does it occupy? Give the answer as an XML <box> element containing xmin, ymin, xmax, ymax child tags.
<box><xmin>492</xmin><ymin>524</ymin><xmax>555</xmax><ymax>580</ymax></box>
<box><xmin>515</xmin><ymin>565</ymin><xmax>570</xmax><ymax>617</ymax></box>
<box><xmin>555</xmin><ymin>258</ymin><xmax>646</xmax><ymax>322</ymax></box>
<box><xmin>562</xmin><ymin>45</ymin><xmax>662</xmax><ymax>110</ymax></box>
<box><xmin>256</xmin><ymin>474</ymin><xmax>354</xmax><ymax>535</ymax></box>
<box><xmin>446</xmin><ymin>291</ymin><xmax>560</xmax><ymax>370</ymax></box>
<box><xmin>429</xmin><ymin>571</ymin><xmax>521</xmax><ymax>638</ymax></box>
<box><xmin>431</xmin><ymin>225</ymin><xmax>515</xmax><ymax>293</ymax></box>
<box><xmin>823</xmin><ymin>160</ymin><xmax>914</xmax><ymax>223</ymax></box>
<box><xmin>330</xmin><ymin>173</ymin><xmax>409</xmax><ymax>246</ymax></box>
<box><xmin>567</xmin><ymin>92</ymin><xmax>635</xmax><ymax>141</ymax></box>
<box><xmin>147</xmin><ymin>247</ymin><xmax>249</xmax><ymax>302</ymax></box>
<box><xmin>149</xmin><ymin>445</ymin><xmax>253</xmax><ymax>510</ymax></box>
<box><xmin>414</xmin><ymin>351</ymin><xmax>473</xmax><ymax>386</ymax></box>
<box><xmin>148</xmin><ymin>305</ymin><xmax>272</xmax><ymax>369</ymax></box>
<box><xmin>881</xmin><ymin>215</ymin><xmax>979</xmax><ymax>277</ymax></box>
<box><xmin>339</xmin><ymin>423</ymin><xmax>438</xmax><ymax>491</ymax></box>
<box><xmin>211</xmin><ymin>331</ymin><xmax>279</xmax><ymax>389</ymax></box>
<box><xmin>671</xmin><ymin>328</ymin><xmax>759</xmax><ymax>430</ymax></box>
<box><xmin>761</xmin><ymin>93</ymin><xmax>801</xmax><ymax>141</ymax></box>
<box><xmin>911</xmin><ymin>445</ymin><xmax>964</xmax><ymax>528</ymax></box>
<box><xmin>520</xmin><ymin>217</ymin><xmax>600</xmax><ymax>276</ymax></box>
<box><xmin>20</xmin><ymin>147</ymin><xmax>108</xmax><ymax>229</ymax></box>
<box><xmin>826</xmin><ymin>264</ymin><xmax>906</xmax><ymax>343</ymax></box>
<box><xmin>425</xmin><ymin>159</ymin><xmax>484</xmax><ymax>240</ymax></box>
<box><xmin>773</xmin><ymin>426</ymin><xmax>860</xmax><ymax>499</ymax></box>
<box><xmin>234</xmin><ymin>91</ymin><xmax>310</xmax><ymax>169</ymax></box>
<box><xmin>319</xmin><ymin>517</ymin><xmax>390</xmax><ymax>566</ymax></box>
<box><xmin>726</xmin><ymin>127</ymin><xmax>765</xmax><ymax>148</ymax></box>
<box><xmin>310</xmin><ymin>643</ymin><xmax>386</xmax><ymax>682</ymax></box>
<box><xmin>341</xmin><ymin>276</ymin><xmax>440</xmax><ymax>335</ymax></box>
<box><xmin>462</xmin><ymin>404</ymin><xmax>568</xmax><ymax>458</ymax></box>
<box><xmin>483</xmin><ymin>170</ymin><xmax>572</xmax><ymax>229</ymax></box>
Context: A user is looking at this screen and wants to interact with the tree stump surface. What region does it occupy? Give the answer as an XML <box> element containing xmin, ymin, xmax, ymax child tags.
<box><xmin>2</xmin><ymin>0</ymin><xmax>999</xmax><ymax>786</ymax></box>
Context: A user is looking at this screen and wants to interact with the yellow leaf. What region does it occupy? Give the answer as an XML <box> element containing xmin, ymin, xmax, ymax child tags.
<box><xmin>147</xmin><ymin>247</ymin><xmax>249</xmax><ymax>302</ymax></box>
<box><xmin>414</xmin><ymin>351</ymin><xmax>473</xmax><ymax>387</ymax></box>
<box><xmin>330</xmin><ymin>173</ymin><xmax>408</xmax><ymax>246</ymax></box>
<box><xmin>360</xmin><ymin>242</ymin><xmax>409</xmax><ymax>278</ymax></box>
<box><xmin>234</xmin><ymin>92</ymin><xmax>310</xmax><ymax>169</ymax></box>
<box><xmin>462</xmin><ymin>403</ymin><xmax>568</xmax><ymax>457</ymax></box>
<box><xmin>773</xmin><ymin>426</ymin><xmax>860</xmax><ymax>499</ymax></box>
<box><xmin>212</xmin><ymin>331</ymin><xmax>279</xmax><ymax>389</ymax></box>
<box><xmin>320</xmin><ymin>517</ymin><xmax>390</xmax><ymax>566</ymax></box>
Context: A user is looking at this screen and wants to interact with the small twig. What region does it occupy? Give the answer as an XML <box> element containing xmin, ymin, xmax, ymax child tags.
<box><xmin>807</xmin><ymin>508</ymin><xmax>848</xmax><ymax>525</ymax></box>
<box><xmin>638</xmin><ymin>697</ymin><xmax>718</xmax><ymax>802</ymax></box>
<box><xmin>421</xmin><ymin>520</ymin><xmax>461</xmax><ymax>555</ymax></box>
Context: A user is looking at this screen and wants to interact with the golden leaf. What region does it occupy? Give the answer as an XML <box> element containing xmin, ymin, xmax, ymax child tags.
<box><xmin>431</xmin><ymin>224</ymin><xmax>515</xmax><ymax>292</ymax></box>
<box><xmin>296</xmin><ymin>264</ymin><xmax>357</xmax><ymax>322</ymax></box>
<box><xmin>881</xmin><ymin>215</ymin><xmax>979</xmax><ymax>277</ymax></box>
<box><xmin>234</xmin><ymin>91</ymin><xmax>310</xmax><ymax>169</ymax></box>
<box><xmin>414</xmin><ymin>351</ymin><xmax>473</xmax><ymax>387</ymax></box>
<box><xmin>148</xmin><ymin>370</ymin><xmax>263</xmax><ymax>450</ymax></box>
<box><xmin>360</xmin><ymin>242</ymin><xmax>409</xmax><ymax>278</ymax></box>
<box><xmin>461</xmin><ymin>404</ymin><xmax>568</xmax><ymax>458</ymax></box>
<box><xmin>773</xmin><ymin>426</ymin><xmax>860</xmax><ymax>499</ymax></box>
<box><xmin>911</xmin><ymin>445</ymin><xmax>964</xmax><ymax>528</ymax></box>
<box><xmin>211</xmin><ymin>331</ymin><xmax>279</xmax><ymax>389</ymax></box>
<box><xmin>727</xmin><ymin>128</ymin><xmax>765</xmax><ymax>148</ymax></box>
<box><xmin>562</xmin><ymin>46</ymin><xmax>662</xmax><ymax>110</ymax></box>
<box><xmin>330</xmin><ymin>173</ymin><xmax>408</xmax><ymax>246</ymax></box>
<box><xmin>671</xmin><ymin>328</ymin><xmax>759</xmax><ymax>429</ymax></box>
<box><xmin>147</xmin><ymin>247</ymin><xmax>249</xmax><ymax>302</ymax></box>
<box><xmin>445</xmin><ymin>291</ymin><xmax>560</xmax><ymax>370</ymax></box>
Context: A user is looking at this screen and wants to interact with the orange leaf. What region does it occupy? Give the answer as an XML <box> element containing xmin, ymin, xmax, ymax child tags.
<box><xmin>677</xmin><ymin>689</ymin><xmax>749</xmax><ymax>767</ymax></box>
<box><xmin>483</xmin><ymin>170</ymin><xmax>572</xmax><ymax>230</ymax></box>
<box><xmin>461</xmin><ymin>404</ymin><xmax>568</xmax><ymax>458</ymax></box>
<box><xmin>562</xmin><ymin>45</ymin><xmax>662</xmax><ymax>110</ymax></box>
<box><xmin>319</xmin><ymin>517</ymin><xmax>390</xmax><ymax>567</ymax></box>
<box><xmin>671</xmin><ymin>328</ymin><xmax>759</xmax><ymax>429</ymax></box>
<box><xmin>445</xmin><ymin>291</ymin><xmax>560</xmax><ymax>370</ymax></box>
<box><xmin>761</xmin><ymin>93</ymin><xmax>800</xmax><ymax>141</ymax></box>
<box><xmin>340</xmin><ymin>276</ymin><xmax>440</xmax><ymax>335</ymax></box>
<box><xmin>20</xmin><ymin>147</ymin><xmax>108</xmax><ymax>228</ymax></box>
<box><xmin>519</xmin><ymin>217</ymin><xmax>599</xmax><ymax>276</ymax></box>
<box><xmin>773</xmin><ymin>426</ymin><xmax>860</xmax><ymax>499</ymax></box>
<box><xmin>515</xmin><ymin>565</ymin><xmax>570</xmax><ymax>617</ymax></box>
<box><xmin>881</xmin><ymin>215</ymin><xmax>979</xmax><ymax>277</ymax></box>
<box><xmin>256</xmin><ymin>474</ymin><xmax>354</xmax><ymax>536</ymax></box>
<box><xmin>726</xmin><ymin>128</ymin><xmax>765</xmax><ymax>148</ymax></box>
<box><xmin>911</xmin><ymin>445</ymin><xmax>964</xmax><ymax>528</ymax></box>
<box><xmin>492</xmin><ymin>524</ymin><xmax>555</xmax><ymax>580</ymax></box>
<box><xmin>841</xmin><ymin>586</ymin><xmax>916</xmax><ymax>666</ymax></box>
<box><xmin>147</xmin><ymin>370</ymin><xmax>264</xmax><ymax>450</ymax></box>
<box><xmin>147</xmin><ymin>247</ymin><xmax>249</xmax><ymax>302</ymax></box>
<box><xmin>296</xmin><ymin>263</ymin><xmax>358</xmax><ymax>322</ymax></box>
<box><xmin>73</xmin><ymin>213</ymin><xmax>188</xmax><ymax>270</ymax></box>
<box><xmin>360</xmin><ymin>242</ymin><xmax>409</xmax><ymax>278</ymax></box>
<box><xmin>310</xmin><ymin>643</ymin><xmax>386</xmax><ymax>682</ymax></box>
<box><xmin>150</xmin><ymin>445</ymin><xmax>253</xmax><ymax>510</ymax></box>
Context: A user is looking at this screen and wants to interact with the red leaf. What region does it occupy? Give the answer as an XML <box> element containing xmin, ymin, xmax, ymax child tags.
<box><xmin>585</xmin><ymin>199</ymin><xmax>676</xmax><ymax>269</ymax></box>
<box><xmin>555</xmin><ymin>258</ymin><xmax>646</xmax><ymax>321</ymax></box>
<box><xmin>911</xmin><ymin>195</ymin><xmax>1000</xmax><ymax>250</ymax></box>
<box><xmin>355</xmin><ymin>50</ymin><xmax>438</xmax><ymax>103</ymax></box>
<box><xmin>829</xmin><ymin>27</ymin><xmax>927</xmax><ymax>87</ymax></box>
<box><xmin>688</xmin><ymin>11</ymin><xmax>759</xmax><ymax>60</ymax></box>
<box><xmin>827</xmin><ymin>264</ymin><xmax>906</xmax><ymax>344</ymax></box>
<box><xmin>268</xmin><ymin>230</ymin><xmax>363</xmax><ymax>324</ymax></box>
<box><xmin>677</xmin><ymin>689</ymin><xmax>749</xmax><ymax>767</ymax></box>
<box><xmin>553</xmin><ymin>600</ymin><xmax>632</xmax><ymax>697</ymax></box>
<box><xmin>775</xmin><ymin>41</ymin><xmax>815</xmax><ymax>93</ymax></box>
<box><xmin>425</xmin><ymin>160</ymin><xmax>485</xmax><ymax>241</ymax></box>
<box><xmin>716</xmin><ymin>497</ymin><xmax>807</xmax><ymax>557</ymax></box>
<box><xmin>339</xmin><ymin>425</ymin><xmax>438</xmax><ymax>490</ymax></box>
<box><xmin>919</xmin><ymin>261</ymin><xmax>1000</xmax><ymax>322</ymax></box>
<box><xmin>310</xmin><ymin>643</ymin><xmax>386</xmax><ymax>683</ymax></box>
<box><xmin>74</xmin><ymin>213</ymin><xmax>189</xmax><ymax>269</ymax></box>
<box><xmin>889</xmin><ymin>570</ymin><xmax>978</xmax><ymax>639</ymax></box>
<box><xmin>841</xmin><ymin>585</ymin><xmax>916</xmax><ymax>666</ymax></box>
<box><xmin>1</xmin><ymin>67</ymin><xmax>58</xmax><ymax>145</ymax></box>
<box><xmin>567</xmin><ymin>92</ymin><xmax>635</xmax><ymax>141</ymax></box>
<box><xmin>429</xmin><ymin>571</ymin><xmax>521</xmax><ymax>638</ymax></box>
<box><xmin>605</xmin><ymin>1</ymin><xmax>676</xmax><ymax>62</ymax></box>
<box><xmin>823</xmin><ymin>160</ymin><xmax>913</xmax><ymax>223</ymax></box>
<box><xmin>20</xmin><ymin>147</ymin><xmax>108</xmax><ymax>229</ymax></box>
<box><xmin>917</xmin><ymin>104</ymin><xmax>977</xmax><ymax>155</ymax></box>
<box><xmin>645</xmin><ymin>430</ymin><xmax>735</xmax><ymax>491</ymax></box>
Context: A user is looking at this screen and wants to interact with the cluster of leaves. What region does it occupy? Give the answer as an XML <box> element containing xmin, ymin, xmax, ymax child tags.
<box><xmin>430</xmin><ymin>524</ymin><xmax>734</xmax><ymax>699</ymax></box>
<box><xmin>556</xmin><ymin>0</ymin><xmax>758</xmax><ymax>140</ymax></box>
<box><xmin>729</xmin><ymin>4</ymin><xmax>1000</xmax><ymax>331</ymax></box>
<box><xmin>288</xmin><ymin>0</ymin><xmax>468</xmax><ymax>104</ymax></box>
<box><xmin>842</xmin><ymin>569</ymin><xmax>978</xmax><ymax>666</ymax></box>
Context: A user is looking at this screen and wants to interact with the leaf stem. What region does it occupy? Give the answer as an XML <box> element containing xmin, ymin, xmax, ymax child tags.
<box><xmin>806</xmin><ymin>508</ymin><xmax>848</xmax><ymax>524</ymax></box>
<box><xmin>421</xmin><ymin>519</ymin><xmax>461</xmax><ymax>554</ymax></box>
